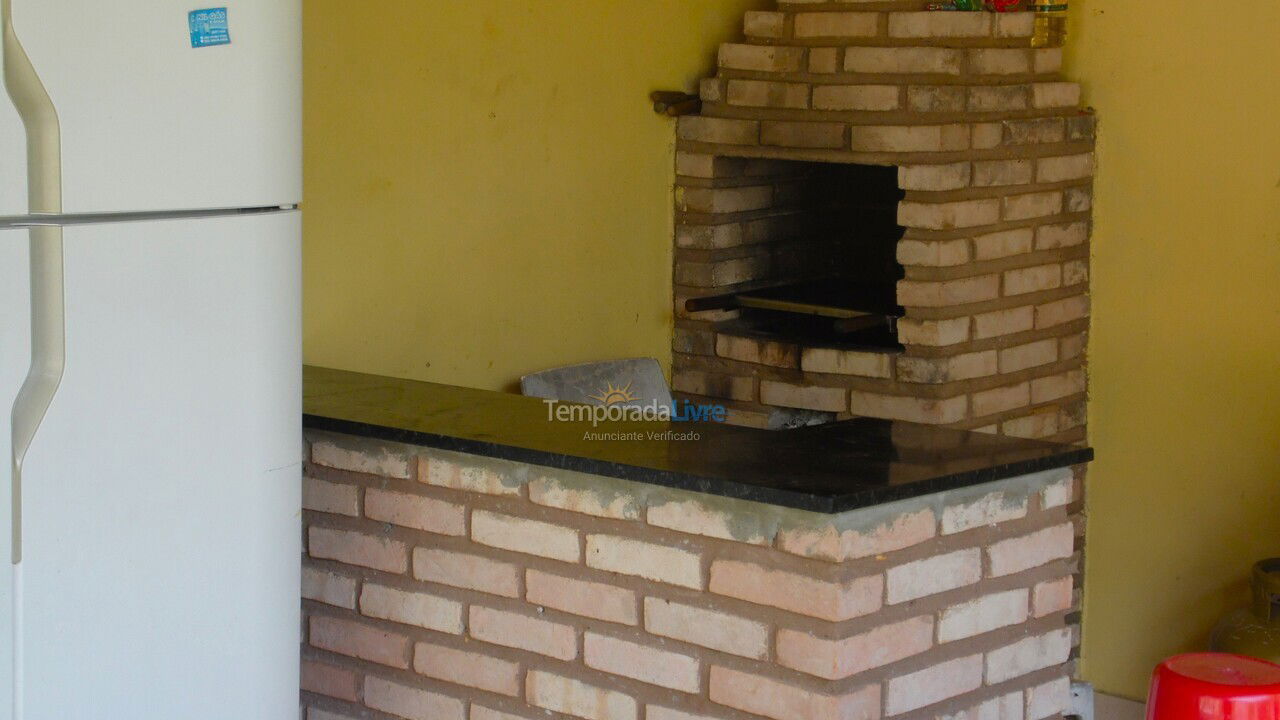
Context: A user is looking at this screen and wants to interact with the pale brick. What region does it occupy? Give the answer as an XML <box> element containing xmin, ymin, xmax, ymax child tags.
<box><xmin>812</xmin><ymin>85</ymin><xmax>900</xmax><ymax>111</ymax></box>
<box><xmin>889</xmin><ymin>12</ymin><xmax>991</xmax><ymax>38</ymax></box>
<box><xmin>586</xmin><ymin>535</ymin><xmax>702</xmax><ymax>589</ymax></box>
<box><xmin>887</xmin><ymin>548</ymin><xmax>981</xmax><ymax>603</ymax></box>
<box><xmin>801</xmin><ymin>347</ymin><xmax>894</xmax><ymax>377</ymax></box>
<box><xmin>647</xmin><ymin>498</ymin><xmax>770</xmax><ymax>544</ymax></box>
<box><xmin>675</xmin><ymin>152</ymin><xmax>716</xmax><ymax>178</ymax></box>
<box><xmin>810</xmin><ymin>47</ymin><xmax>840</xmax><ymax>73</ymax></box>
<box><xmin>973</xmin><ymin>692</ymin><xmax>1025</xmax><ymax>720</ymax></box>
<box><xmin>761</xmin><ymin>121</ymin><xmax>846</xmax><ymax>149</ymax></box>
<box><xmin>710</xmin><ymin>559</ymin><xmax>883</xmax><ymax>621</ymax></box>
<box><xmin>1040</xmin><ymin>473</ymin><xmax>1074</xmax><ymax>509</ymax></box>
<box><xmin>972</xmin><ymin>159</ymin><xmax>1034</xmax><ymax>188</ymax></box>
<box><xmin>471</xmin><ymin>510</ymin><xmax>580</xmax><ymax>562</ymax></box>
<box><xmin>974</xmin><ymin>306</ymin><xmax>1034</xmax><ymax>339</ymax></box>
<box><xmin>761</xmin><ymin>380</ymin><xmax>848</xmax><ymax>412</ymax></box>
<box><xmin>908</xmin><ymin>86</ymin><xmax>967</xmax><ymax>113</ymax></box>
<box><xmin>1035</xmin><ymin>295</ymin><xmax>1089</xmax><ymax>329</ymax></box>
<box><xmin>676</xmin><ymin>223</ymin><xmax>743</xmax><ymax>250</ymax></box>
<box><xmin>699</xmin><ymin>78</ymin><xmax>724</xmax><ymax>103</ymax></box>
<box><xmin>301</xmin><ymin>660</ymin><xmax>359</xmax><ymax>702</ymax></box>
<box><xmin>1000</xmin><ymin>339</ymin><xmax>1058</xmax><ymax>373</ymax></box>
<box><xmin>1033</xmin><ymin>577</ymin><xmax>1074</xmax><ymax>617</ymax></box>
<box><xmin>778</xmin><ymin>616</ymin><xmax>934</xmax><ymax>680</ymax></box>
<box><xmin>1064</xmin><ymin>259</ymin><xmax>1089</xmax><ymax>286</ymax></box>
<box><xmin>719</xmin><ymin>44</ymin><xmax>805</xmax><ymax>73</ymax></box>
<box><xmin>744</xmin><ymin>10</ymin><xmax>785</xmax><ymax>38</ymax></box>
<box><xmin>850</xmin><ymin>391</ymin><xmax>969</xmax><ymax>424</ymax></box>
<box><xmin>727</xmin><ymin>80</ymin><xmax>809</xmax><ymax>109</ymax></box>
<box><xmin>795</xmin><ymin>12</ymin><xmax>878</xmax><ymax>38</ymax></box>
<box><xmin>312</xmin><ymin>439</ymin><xmax>410</xmax><ymax>479</ymax></box>
<box><xmin>1003</xmin><ymin>410</ymin><xmax>1061</xmax><ymax>439</ymax></box>
<box><xmin>303</xmin><ymin>477</ymin><xmax>359</xmax><ymax>516</ymax></box>
<box><xmin>526</xmin><ymin>671</ymin><xmax>637</xmax><ymax>720</ymax></box>
<box><xmin>779</xmin><ymin>506</ymin><xmax>937</xmax><ymax>561</ymax></box>
<box><xmin>968</xmin><ymin>49</ymin><xmax>1031</xmax><ymax>75</ymax></box>
<box><xmin>898</xmin><ymin>317</ymin><xmax>971</xmax><ymax>346</ymax></box>
<box><xmin>974</xmin><ymin>228</ymin><xmax>1034</xmax><ymax>260</ymax></box>
<box><xmin>527</xmin><ymin>569</ymin><xmax>636</xmax><ymax>624</ymax></box>
<box><xmin>677</xmin><ymin>116</ymin><xmax>759</xmax><ymax>146</ymax></box>
<box><xmin>360</xmin><ymin>583</ymin><xmax>464</xmax><ymax>634</ymax></box>
<box><xmin>528</xmin><ymin>475</ymin><xmax>642</xmax><ymax>520</ymax></box>
<box><xmin>364</xmin><ymin>677</ymin><xmax>464</xmax><ymax>720</ymax></box>
<box><xmin>1030</xmin><ymin>369</ymin><xmax>1086</xmax><ymax>403</ymax></box>
<box><xmin>1027</xmin><ymin>677</ymin><xmax>1072</xmax><ymax>720</ymax></box>
<box><xmin>309</xmin><ymin>615</ymin><xmax>410</xmax><ymax>669</ymax></box>
<box><xmin>988</xmin><ymin>523</ymin><xmax>1074</xmax><ymax>577</ymax></box>
<box><xmin>985</xmin><ymin>629</ymin><xmax>1072</xmax><ymax>683</ymax></box>
<box><xmin>470</xmin><ymin>606</ymin><xmax>577</xmax><ymax>660</ymax></box>
<box><xmin>898</xmin><ymin>200</ymin><xmax>1000</xmax><ymax>230</ymax></box>
<box><xmin>853</xmin><ymin>125</ymin><xmax>970</xmax><ymax>153</ymax></box>
<box><xmin>898</xmin><ymin>163</ymin><xmax>971</xmax><ymax>192</ymax></box>
<box><xmin>1005</xmin><ymin>118</ymin><xmax>1065</xmax><ymax>145</ymax></box>
<box><xmin>846</xmin><ymin>47</ymin><xmax>962</xmax><ymax>75</ymax></box>
<box><xmin>973</xmin><ymin>122</ymin><xmax>1004</xmax><ymax>149</ymax></box>
<box><xmin>898</xmin><ymin>275</ymin><xmax>1000</xmax><ymax>306</ymax></box>
<box><xmin>716</xmin><ymin>334</ymin><xmax>798</xmax><ymax>368</ymax></box>
<box><xmin>645</xmin><ymin>597</ymin><xmax>769</xmax><ymax>659</ymax></box>
<box><xmin>938</xmin><ymin>589</ymin><xmax>1029</xmax><ymax>642</ymax></box>
<box><xmin>709</xmin><ymin>666</ymin><xmax>880</xmax><ymax>720</ymax></box>
<box><xmin>413</xmin><ymin>548</ymin><xmax>519</xmax><ymax>597</ymax></box>
<box><xmin>365</xmin><ymin>488</ymin><xmax>466</xmax><ymax>536</ymax></box>
<box><xmin>1059</xmin><ymin>332</ymin><xmax>1087</xmax><ymax>361</ymax></box>
<box><xmin>896</xmin><ymin>351</ymin><xmax>998</xmax><ymax>384</ymax></box>
<box><xmin>1038</xmin><ymin>153</ymin><xmax>1095</xmax><ymax>183</ymax></box>
<box><xmin>420</xmin><ymin>454</ymin><xmax>518</xmax><ymax>495</ymax></box>
<box><xmin>886</xmin><ymin>654</ymin><xmax>984</xmax><ymax>715</ymax></box>
<box><xmin>1036</xmin><ymin>221</ymin><xmax>1088</xmax><ymax>250</ymax></box>
<box><xmin>413</xmin><ymin>641</ymin><xmax>520</xmax><ymax>696</ymax></box>
<box><xmin>969</xmin><ymin>85</ymin><xmax>1029</xmax><ymax>112</ymax></box>
<box><xmin>1065</xmin><ymin>186</ymin><xmax>1093</xmax><ymax>213</ymax></box>
<box><xmin>972</xmin><ymin>382</ymin><xmax>1031</xmax><ymax>417</ymax></box>
<box><xmin>897</xmin><ymin>238</ymin><xmax>972</xmax><ymax>267</ymax></box>
<box><xmin>678</xmin><ymin>185</ymin><xmax>772</xmax><ymax>214</ymax></box>
<box><xmin>995</xmin><ymin>12</ymin><xmax>1036</xmax><ymax>37</ymax></box>
<box><xmin>308</xmin><ymin>526</ymin><xmax>407</xmax><ymax>574</ymax></box>
<box><xmin>308</xmin><ymin>709</ymin><xmax>360</xmax><ymax>720</ymax></box>
<box><xmin>1032</xmin><ymin>82</ymin><xmax>1081</xmax><ymax>108</ymax></box>
<box><xmin>1067</xmin><ymin>114</ymin><xmax>1097</xmax><ymax>141</ymax></box>
<box><xmin>302</xmin><ymin>566</ymin><xmax>357</xmax><ymax>609</ymax></box>
<box><xmin>943</xmin><ymin>491</ymin><xmax>1028</xmax><ymax>534</ymax></box>
<box><xmin>1003</xmin><ymin>192</ymin><xmax>1063</xmax><ymax>221</ymax></box>
<box><xmin>1004</xmin><ymin>264</ymin><xmax>1063</xmax><ymax>296</ymax></box>
<box><xmin>584</xmin><ymin>632</ymin><xmax>700</xmax><ymax>692</ymax></box>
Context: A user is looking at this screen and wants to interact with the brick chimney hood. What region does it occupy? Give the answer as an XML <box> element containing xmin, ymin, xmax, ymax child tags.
<box><xmin>672</xmin><ymin>3</ymin><xmax>1093</xmax><ymax>444</ymax></box>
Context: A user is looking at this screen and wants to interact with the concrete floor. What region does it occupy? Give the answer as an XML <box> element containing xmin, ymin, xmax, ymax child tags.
<box><xmin>1097</xmin><ymin>692</ymin><xmax>1145</xmax><ymax>720</ymax></box>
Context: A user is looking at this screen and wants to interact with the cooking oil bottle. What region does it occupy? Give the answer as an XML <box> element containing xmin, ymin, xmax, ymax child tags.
<box><xmin>1031</xmin><ymin>0</ymin><xmax>1068</xmax><ymax>48</ymax></box>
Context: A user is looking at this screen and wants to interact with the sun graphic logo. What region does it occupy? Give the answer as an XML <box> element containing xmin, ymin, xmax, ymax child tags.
<box><xmin>588</xmin><ymin>380</ymin><xmax>638</xmax><ymax>407</ymax></box>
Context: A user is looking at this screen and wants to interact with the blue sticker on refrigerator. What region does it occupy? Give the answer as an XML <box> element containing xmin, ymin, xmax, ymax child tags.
<box><xmin>189</xmin><ymin>8</ymin><xmax>231</xmax><ymax>48</ymax></box>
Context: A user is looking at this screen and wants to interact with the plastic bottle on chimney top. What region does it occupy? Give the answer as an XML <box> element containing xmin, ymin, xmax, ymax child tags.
<box><xmin>1031</xmin><ymin>0</ymin><xmax>1068</xmax><ymax>48</ymax></box>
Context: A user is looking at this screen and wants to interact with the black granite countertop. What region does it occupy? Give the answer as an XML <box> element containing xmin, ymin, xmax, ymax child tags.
<box><xmin>303</xmin><ymin>366</ymin><xmax>1092</xmax><ymax>514</ymax></box>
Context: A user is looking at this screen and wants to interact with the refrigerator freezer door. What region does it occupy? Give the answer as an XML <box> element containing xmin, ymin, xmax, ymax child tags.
<box><xmin>0</xmin><ymin>228</ymin><xmax>31</xmax><ymax>718</ymax></box>
<box><xmin>15</xmin><ymin>211</ymin><xmax>300</xmax><ymax>719</ymax></box>
<box><xmin>0</xmin><ymin>0</ymin><xmax>301</xmax><ymax>216</ymax></box>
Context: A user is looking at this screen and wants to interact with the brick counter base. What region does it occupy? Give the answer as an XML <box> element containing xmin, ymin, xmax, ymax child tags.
<box><xmin>300</xmin><ymin>431</ymin><xmax>1081</xmax><ymax>720</ymax></box>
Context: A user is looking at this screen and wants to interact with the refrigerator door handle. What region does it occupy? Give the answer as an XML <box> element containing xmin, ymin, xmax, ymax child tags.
<box><xmin>4</xmin><ymin>0</ymin><xmax>65</xmax><ymax>566</ymax></box>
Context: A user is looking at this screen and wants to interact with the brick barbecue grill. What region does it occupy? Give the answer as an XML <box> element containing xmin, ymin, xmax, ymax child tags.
<box><xmin>671</xmin><ymin>3</ymin><xmax>1094</xmax><ymax>443</ymax></box>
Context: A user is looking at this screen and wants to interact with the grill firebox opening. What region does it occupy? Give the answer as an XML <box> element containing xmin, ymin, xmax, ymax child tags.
<box><xmin>680</xmin><ymin>159</ymin><xmax>906</xmax><ymax>353</ymax></box>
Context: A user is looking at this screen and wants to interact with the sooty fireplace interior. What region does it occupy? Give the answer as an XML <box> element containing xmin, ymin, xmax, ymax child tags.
<box><xmin>684</xmin><ymin>161</ymin><xmax>906</xmax><ymax>353</ymax></box>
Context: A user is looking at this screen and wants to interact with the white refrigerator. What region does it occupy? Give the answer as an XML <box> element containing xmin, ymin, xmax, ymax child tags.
<box><xmin>0</xmin><ymin>1</ymin><xmax>301</xmax><ymax>718</ymax></box>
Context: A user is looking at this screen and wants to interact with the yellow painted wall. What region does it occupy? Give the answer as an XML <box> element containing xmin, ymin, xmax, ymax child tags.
<box><xmin>303</xmin><ymin>0</ymin><xmax>1280</xmax><ymax>700</ymax></box>
<box><xmin>303</xmin><ymin>0</ymin><xmax>764</xmax><ymax>391</ymax></box>
<box><xmin>1068</xmin><ymin>0</ymin><xmax>1280</xmax><ymax>699</ymax></box>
